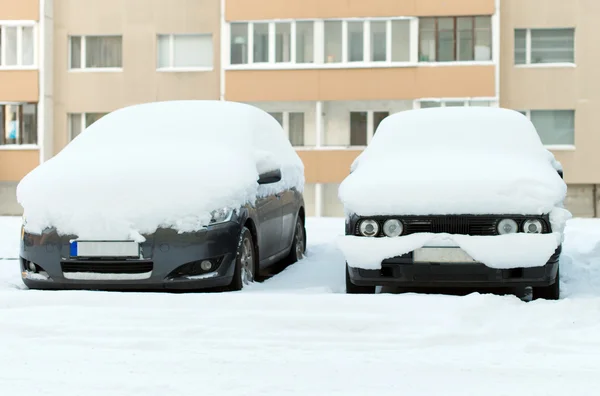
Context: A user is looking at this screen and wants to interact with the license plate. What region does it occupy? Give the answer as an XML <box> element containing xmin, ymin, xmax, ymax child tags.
<box><xmin>413</xmin><ymin>247</ymin><xmax>476</xmax><ymax>263</ymax></box>
<box><xmin>70</xmin><ymin>241</ymin><xmax>139</xmax><ymax>258</ymax></box>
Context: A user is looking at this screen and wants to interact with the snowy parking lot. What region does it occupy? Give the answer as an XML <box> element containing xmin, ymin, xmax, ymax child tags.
<box><xmin>2</xmin><ymin>216</ymin><xmax>600</xmax><ymax>395</ymax></box>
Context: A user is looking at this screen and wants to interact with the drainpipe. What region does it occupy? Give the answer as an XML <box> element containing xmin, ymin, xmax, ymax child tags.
<box><xmin>594</xmin><ymin>184</ymin><xmax>598</xmax><ymax>218</ymax></box>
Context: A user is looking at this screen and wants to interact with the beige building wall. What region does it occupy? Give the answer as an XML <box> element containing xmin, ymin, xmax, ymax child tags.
<box><xmin>500</xmin><ymin>0</ymin><xmax>600</xmax><ymax>216</ymax></box>
<box><xmin>52</xmin><ymin>0</ymin><xmax>221</xmax><ymax>154</ymax></box>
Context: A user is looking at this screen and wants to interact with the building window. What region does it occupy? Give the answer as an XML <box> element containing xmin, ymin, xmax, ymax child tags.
<box><xmin>296</xmin><ymin>22</ymin><xmax>314</xmax><ymax>63</ymax></box>
<box><xmin>419</xmin><ymin>16</ymin><xmax>491</xmax><ymax>62</ymax></box>
<box><xmin>418</xmin><ymin>99</ymin><xmax>493</xmax><ymax>108</ymax></box>
<box><xmin>253</xmin><ymin>22</ymin><xmax>269</xmax><ymax>63</ymax></box>
<box><xmin>324</xmin><ymin>21</ymin><xmax>343</xmax><ymax>63</ymax></box>
<box><xmin>268</xmin><ymin>111</ymin><xmax>306</xmax><ymax>147</ymax></box>
<box><xmin>392</xmin><ymin>20</ymin><xmax>411</xmax><ymax>62</ymax></box>
<box><xmin>370</xmin><ymin>21</ymin><xmax>386</xmax><ymax>62</ymax></box>
<box><xmin>372</xmin><ymin>112</ymin><xmax>389</xmax><ymax>134</ymax></box>
<box><xmin>275</xmin><ymin>23</ymin><xmax>292</xmax><ymax>63</ymax></box>
<box><xmin>514</xmin><ymin>28</ymin><xmax>574</xmax><ymax>65</ymax></box>
<box><xmin>0</xmin><ymin>104</ymin><xmax>37</xmax><ymax>145</ymax></box>
<box><xmin>289</xmin><ymin>112</ymin><xmax>305</xmax><ymax>146</ymax></box>
<box><xmin>157</xmin><ymin>34</ymin><xmax>213</xmax><ymax>69</ymax></box>
<box><xmin>68</xmin><ymin>112</ymin><xmax>108</xmax><ymax>140</ymax></box>
<box><xmin>520</xmin><ymin>110</ymin><xmax>575</xmax><ymax>146</ymax></box>
<box><xmin>70</xmin><ymin>36</ymin><xmax>123</xmax><ymax>69</ymax></box>
<box><xmin>350</xmin><ymin>112</ymin><xmax>368</xmax><ymax>146</ymax></box>
<box><xmin>230</xmin><ymin>23</ymin><xmax>249</xmax><ymax>64</ymax></box>
<box><xmin>0</xmin><ymin>25</ymin><xmax>35</xmax><ymax>67</ymax></box>
<box><xmin>347</xmin><ymin>21</ymin><xmax>364</xmax><ymax>62</ymax></box>
<box><xmin>228</xmin><ymin>19</ymin><xmax>414</xmax><ymax>66</ymax></box>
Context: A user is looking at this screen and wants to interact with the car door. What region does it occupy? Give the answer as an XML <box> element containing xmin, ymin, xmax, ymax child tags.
<box><xmin>278</xmin><ymin>189</ymin><xmax>297</xmax><ymax>252</ymax></box>
<box><xmin>255</xmin><ymin>193</ymin><xmax>283</xmax><ymax>262</ymax></box>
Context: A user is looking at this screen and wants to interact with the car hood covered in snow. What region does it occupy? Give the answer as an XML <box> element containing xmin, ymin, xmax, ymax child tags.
<box><xmin>340</xmin><ymin>107</ymin><xmax>567</xmax><ymax>217</ymax></box>
<box><xmin>17</xmin><ymin>101</ymin><xmax>304</xmax><ymax>240</ymax></box>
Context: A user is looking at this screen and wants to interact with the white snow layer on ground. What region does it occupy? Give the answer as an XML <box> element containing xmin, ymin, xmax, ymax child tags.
<box><xmin>17</xmin><ymin>101</ymin><xmax>304</xmax><ymax>241</ymax></box>
<box><xmin>340</xmin><ymin>107</ymin><xmax>567</xmax><ymax>216</ymax></box>
<box><xmin>338</xmin><ymin>107</ymin><xmax>570</xmax><ymax>269</ymax></box>
<box><xmin>3</xmin><ymin>217</ymin><xmax>600</xmax><ymax>395</ymax></box>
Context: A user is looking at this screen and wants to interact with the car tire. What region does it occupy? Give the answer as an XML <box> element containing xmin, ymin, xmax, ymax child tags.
<box><xmin>534</xmin><ymin>267</ymin><xmax>560</xmax><ymax>300</ymax></box>
<box><xmin>345</xmin><ymin>263</ymin><xmax>376</xmax><ymax>294</ymax></box>
<box><xmin>284</xmin><ymin>215</ymin><xmax>306</xmax><ymax>265</ymax></box>
<box><xmin>227</xmin><ymin>227</ymin><xmax>256</xmax><ymax>291</ymax></box>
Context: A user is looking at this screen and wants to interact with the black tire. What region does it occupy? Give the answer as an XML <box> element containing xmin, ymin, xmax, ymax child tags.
<box><xmin>534</xmin><ymin>268</ymin><xmax>560</xmax><ymax>300</ymax></box>
<box><xmin>227</xmin><ymin>227</ymin><xmax>256</xmax><ymax>291</ymax></box>
<box><xmin>284</xmin><ymin>215</ymin><xmax>306</xmax><ymax>265</ymax></box>
<box><xmin>345</xmin><ymin>263</ymin><xmax>376</xmax><ymax>294</ymax></box>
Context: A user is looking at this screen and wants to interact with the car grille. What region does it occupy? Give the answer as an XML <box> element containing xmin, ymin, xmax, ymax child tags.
<box><xmin>354</xmin><ymin>215</ymin><xmax>550</xmax><ymax>237</ymax></box>
<box><xmin>61</xmin><ymin>261</ymin><xmax>153</xmax><ymax>274</ymax></box>
<box><xmin>403</xmin><ymin>216</ymin><xmax>497</xmax><ymax>235</ymax></box>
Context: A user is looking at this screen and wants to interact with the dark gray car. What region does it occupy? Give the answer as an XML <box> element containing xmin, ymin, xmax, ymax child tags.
<box><xmin>18</xmin><ymin>101</ymin><xmax>307</xmax><ymax>292</ymax></box>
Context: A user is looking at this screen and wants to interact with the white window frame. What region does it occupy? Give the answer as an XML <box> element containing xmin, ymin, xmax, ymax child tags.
<box><xmin>268</xmin><ymin>111</ymin><xmax>307</xmax><ymax>147</ymax></box>
<box><xmin>156</xmin><ymin>33</ymin><xmax>214</xmax><ymax>72</ymax></box>
<box><xmin>0</xmin><ymin>21</ymin><xmax>38</xmax><ymax>69</ymax></box>
<box><xmin>514</xmin><ymin>28</ymin><xmax>576</xmax><ymax>68</ymax></box>
<box><xmin>0</xmin><ymin>102</ymin><xmax>39</xmax><ymax>149</ymax></box>
<box><xmin>518</xmin><ymin>109</ymin><xmax>576</xmax><ymax>150</ymax></box>
<box><xmin>226</xmin><ymin>17</ymin><xmax>425</xmax><ymax>70</ymax></box>
<box><xmin>414</xmin><ymin>98</ymin><xmax>499</xmax><ymax>109</ymax></box>
<box><xmin>68</xmin><ymin>35</ymin><xmax>123</xmax><ymax>72</ymax></box>
<box><xmin>68</xmin><ymin>112</ymin><xmax>108</xmax><ymax>140</ymax></box>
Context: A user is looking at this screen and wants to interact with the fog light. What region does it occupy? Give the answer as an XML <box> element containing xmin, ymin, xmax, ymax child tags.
<box><xmin>200</xmin><ymin>260</ymin><xmax>213</xmax><ymax>271</ymax></box>
<box><xmin>28</xmin><ymin>262</ymin><xmax>36</xmax><ymax>272</ymax></box>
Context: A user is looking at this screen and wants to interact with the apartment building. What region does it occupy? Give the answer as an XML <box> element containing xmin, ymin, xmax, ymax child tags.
<box><xmin>0</xmin><ymin>0</ymin><xmax>48</xmax><ymax>214</ymax></box>
<box><xmin>501</xmin><ymin>0</ymin><xmax>599</xmax><ymax>217</ymax></box>
<box><xmin>0</xmin><ymin>0</ymin><xmax>597</xmax><ymax>218</ymax></box>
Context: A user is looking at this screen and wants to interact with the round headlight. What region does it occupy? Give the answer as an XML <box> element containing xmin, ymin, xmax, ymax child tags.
<box><xmin>359</xmin><ymin>219</ymin><xmax>379</xmax><ymax>237</ymax></box>
<box><xmin>497</xmin><ymin>219</ymin><xmax>518</xmax><ymax>235</ymax></box>
<box><xmin>383</xmin><ymin>219</ymin><xmax>403</xmax><ymax>237</ymax></box>
<box><xmin>523</xmin><ymin>219</ymin><xmax>543</xmax><ymax>234</ymax></box>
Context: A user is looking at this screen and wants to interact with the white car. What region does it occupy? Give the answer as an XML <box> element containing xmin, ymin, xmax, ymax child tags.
<box><xmin>337</xmin><ymin>107</ymin><xmax>570</xmax><ymax>300</ymax></box>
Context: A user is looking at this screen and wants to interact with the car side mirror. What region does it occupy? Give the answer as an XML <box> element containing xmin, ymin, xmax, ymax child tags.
<box><xmin>258</xmin><ymin>169</ymin><xmax>282</xmax><ymax>185</ymax></box>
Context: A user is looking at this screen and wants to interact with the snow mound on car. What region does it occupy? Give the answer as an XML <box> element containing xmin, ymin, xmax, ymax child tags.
<box><xmin>340</xmin><ymin>107</ymin><xmax>567</xmax><ymax>217</ymax></box>
<box><xmin>17</xmin><ymin>100</ymin><xmax>304</xmax><ymax>240</ymax></box>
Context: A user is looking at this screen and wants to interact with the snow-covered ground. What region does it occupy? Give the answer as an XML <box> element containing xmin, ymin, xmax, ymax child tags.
<box><xmin>2</xmin><ymin>216</ymin><xmax>600</xmax><ymax>395</ymax></box>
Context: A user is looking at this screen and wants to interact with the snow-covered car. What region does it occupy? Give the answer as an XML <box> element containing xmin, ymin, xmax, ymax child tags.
<box><xmin>338</xmin><ymin>107</ymin><xmax>571</xmax><ymax>300</ymax></box>
<box><xmin>17</xmin><ymin>100</ymin><xmax>306</xmax><ymax>291</ymax></box>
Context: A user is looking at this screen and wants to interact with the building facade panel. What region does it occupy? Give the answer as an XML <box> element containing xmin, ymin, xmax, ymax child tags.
<box><xmin>53</xmin><ymin>0</ymin><xmax>221</xmax><ymax>155</ymax></box>
<box><xmin>297</xmin><ymin>150</ymin><xmax>361</xmax><ymax>184</ymax></box>
<box><xmin>0</xmin><ymin>0</ymin><xmax>39</xmax><ymax>20</ymax></box>
<box><xmin>0</xmin><ymin>71</ymin><xmax>39</xmax><ymax>102</ymax></box>
<box><xmin>226</xmin><ymin>66</ymin><xmax>496</xmax><ymax>102</ymax></box>
<box><xmin>0</xmin><ymin>150</ymin><xmax>39</xmax><ymax>181</ymax></box>
<box><xmin>226</xmin><ymin>0</ymin><xmax>495</xmax><ymax>21</ymax></box>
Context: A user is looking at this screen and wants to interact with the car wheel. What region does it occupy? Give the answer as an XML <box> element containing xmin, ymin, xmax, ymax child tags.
<box><xmin>284</xmin><ymin>216</ymin><xmax>306</xmax><ymax>264</ymax></box>
<box><xmin>227</xmin><ymin>227</ymin><xmax>256</xmax><ymax>291</ymax></box>
<box><xmin>345</xmin><ymin>263</ymin><xmax>376</xmax><ymax>294</ymax></box>
<box><xmin>534</xmin><ymin>268</ymin><xmax>560</xmax><ymax>300</ymax></box>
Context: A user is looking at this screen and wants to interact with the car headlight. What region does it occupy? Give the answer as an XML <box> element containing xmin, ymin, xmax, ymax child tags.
<box><xmin>210</xmin><ymin>208</ymin><xmax>234</xmax><ymax>224</ymax></box>
<box><xmin>523</xmin><ymin>219</ymin><xmax>543</xmax><ymax>234</ymax></box>
<box><xmin>359</xmin><ymin>219</ymin><xmax>379</xmax><ymax>237</ymax></box>
<box><xmin>383</xmin><ymin>219</ymin><xmax>403</xmax><ymax>237</ymax></box>
<box><xmin>497</xmin><ymin>219</ymin><xmax>518</xmax><ymax>235</ymax></box>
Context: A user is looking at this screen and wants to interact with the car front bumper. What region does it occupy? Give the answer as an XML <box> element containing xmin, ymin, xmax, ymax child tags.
<box><xmin>19</xmin><ymin>222</ymin><xmax>243</xmax><ymax>291</ymax></box>
<box><xmin>347</xmin><ymin>246</ymin><xmax>561</xmax><ymax>289</ymax></box>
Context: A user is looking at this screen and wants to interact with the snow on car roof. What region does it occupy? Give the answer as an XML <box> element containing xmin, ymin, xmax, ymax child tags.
<box><xmin>340</xmin><ymin>107</ymin><xmax>568</xmax><ymax>217</ymax></box>
<box><xmin>17</xmin><ymin>100</ymin><xmax>304</xmax><ymax>240</ymax></box>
